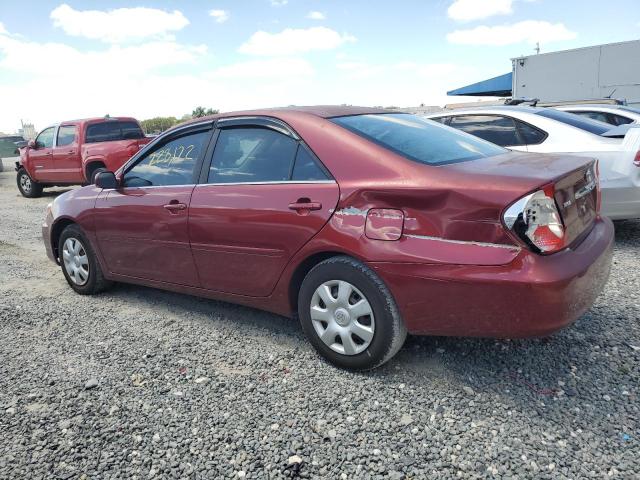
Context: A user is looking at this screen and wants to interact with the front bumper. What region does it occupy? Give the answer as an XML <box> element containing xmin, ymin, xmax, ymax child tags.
<box><xmin>42</xmin><ymin>207</ymin><xmax>57</xmax><ymax>264</ymax></box>
<box><xmin>371</xmin><ymin>217</ymin><xmax>614</xmax><ymax>338</ymax></box>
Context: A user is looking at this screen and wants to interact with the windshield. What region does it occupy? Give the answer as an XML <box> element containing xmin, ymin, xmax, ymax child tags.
<box><xmin>331</xmin><ymin>113</ymin><xmax>506</xmax><ymax>166</ymax></box>
<box><xmin>536</xmin><ymin>109</ymin><xmax>611</xmax><ymax>135</ymax></box>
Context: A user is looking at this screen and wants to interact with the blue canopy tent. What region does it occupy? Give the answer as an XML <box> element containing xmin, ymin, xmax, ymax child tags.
<box><xmin>447</xmin><ymin>72</ymin><xmax>513</xmax><ymax>97</ymax></box>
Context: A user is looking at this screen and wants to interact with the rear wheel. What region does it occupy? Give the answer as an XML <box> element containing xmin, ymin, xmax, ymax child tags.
<box><xmin>59</xmin><ymin>224</ymin><xmax>112</xmax><ymax>294</ymax></box>
<box><xmin>16</xmin><ymin>169</ymin><xmax>43</xmax><ymax>198</ymax></box>
<box><xmin>298</xmin><ymin>256</ymin><xmax>407</xmax><ymax>370</ymax></box>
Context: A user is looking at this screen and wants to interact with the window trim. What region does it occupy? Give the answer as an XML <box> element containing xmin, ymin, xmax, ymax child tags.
<box><xmin>447</xmin><ymin>113</ymin><xmax>548</xmax><ymax>146</ymax></box>
<box><xmin>121</xmin><ymin>123</ymin><xmax>214</xmax><ymax>188</ymax></box>
<box><xmin>199</xmin><ymin>117</ymin><xmax>334</xmax><ymax>185</ymax></box>
<box><xmin>216</xmin><ymin>116</ymin><xmax>300</xmax><ymax>140</ymax></box>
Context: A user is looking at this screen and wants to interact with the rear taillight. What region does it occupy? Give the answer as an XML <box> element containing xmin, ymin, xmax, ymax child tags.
<box><xmin>634</xmin><ymin>151</ymin><xmax>640</xmax><ymax>167</ymax></box>
<box><xmin>503</xmin><ymin>185</ymin><xmax>566</xmax><ymax>254</ymax></box>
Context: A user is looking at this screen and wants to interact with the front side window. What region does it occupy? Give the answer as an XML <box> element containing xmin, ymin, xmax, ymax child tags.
<box><xmin>331</xmin><ymin>114</ymin><xmax>506</xmax><ymax>166</ymax></box>
<box><xmin>449</xmin><ymin>115</ymin><xmax>522</xmax><ymax>146</ymax></box>
<box><xmin>124</xmin><ymin>130</ymin><xmax>209</xmax><ymax>187</ymax></box>
<box><xmin>35</xmin><ymin>127</ymin><xmax>55</xmax><ymax>149</ymax></box>
<box><xmin>57</xmin><ymin>125</ymin><xmax>77</xmax><ymax>147</ymax></box>
<box><xmin>85</xmin><ymin>121</ymin><xmax>144</xmax><ymax>143</ymax></box>
<box><xmin>208</xmin><ymin>128</ymin><xmax>298</xmax><ymax>183</ymax></box>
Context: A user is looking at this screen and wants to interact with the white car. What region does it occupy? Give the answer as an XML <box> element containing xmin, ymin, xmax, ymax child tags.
<box><xmin>425</xmin><ymin>106</ymin><xmax>640</xmax><ymax>220</ymax></box>
<box><xmin>554</xmin><ymin>104</ymin><xmax>640</xmax><ymax>126</ymax></box>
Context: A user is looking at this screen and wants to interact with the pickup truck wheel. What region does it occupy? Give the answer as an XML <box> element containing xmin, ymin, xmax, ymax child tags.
<box><xmin>87</xmin><ymin>166</ymin><xmax>107</xmax><ymax>184</ymax></box>
<box><xmin>298</xmin><ymin>256</ymin><xmax>407</xmax><ymax>371</ymax></box>
<box><xmin>59</xmin><ymin>224</ymin><xmax>112</xmax><ymax>295</ymax></box>
<box><xmin>16</xmin><ymin>169</ymin><xmax>43</xmax><ymax>198</ymax></box>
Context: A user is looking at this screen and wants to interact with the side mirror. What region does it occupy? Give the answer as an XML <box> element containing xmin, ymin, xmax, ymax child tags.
<box><xmin>95</xmin><ymin>171</ymin><xmax>118</xmax><ymax>189</ymax></box>
<box><xmin>27</xmin><ymin>140</ymin><xmax>36</xmax><ymax>149</ymax></box>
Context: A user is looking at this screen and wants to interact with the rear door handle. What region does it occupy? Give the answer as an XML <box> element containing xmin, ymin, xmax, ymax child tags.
<box><xmin>163</xmin><ymin>202</ymin><xmax>187</xmax><ymax>213</ymax></box>
<box><xmin>288</xmin><ymin>201</ymin><xmax>322</xmax><ymax>211</ymax></box>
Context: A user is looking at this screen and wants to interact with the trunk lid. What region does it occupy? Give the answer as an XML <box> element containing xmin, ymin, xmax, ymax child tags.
<box><xmin>446</xmin><ymin>151</ymin><xmax>598</xmax><ymax>248</ymax></box>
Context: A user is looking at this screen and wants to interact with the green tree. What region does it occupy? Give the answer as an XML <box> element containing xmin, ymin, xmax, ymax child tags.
<box><xmin>191</xmin><ymin>106</ymin><xmax>219</xmax><ymax>118</ymax></box>
<box><xmin>139</xmin><ymin>116</ymin><xmax>180</xmax><ymax>134</ymax></box>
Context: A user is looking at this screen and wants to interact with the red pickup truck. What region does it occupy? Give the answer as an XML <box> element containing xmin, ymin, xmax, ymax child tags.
<box><xmin>16</xmin><ymin>116</ymin><xmax>151</xmax><ymax>198</ymax></box>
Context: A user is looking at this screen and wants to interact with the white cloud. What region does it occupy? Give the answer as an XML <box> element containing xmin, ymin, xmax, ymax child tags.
<box><xmin>239</xmin><ymin>27</ymin><xmax>356</xmax><ymax>56</ymax></box>
<box><xmin>209</xmin><ymin>9</ymin><xmax>229</xmax><ymax>23</ymax></box>
<box><xmin>306</xmin><ymin>11</ymin><xmax>326</xmax><ymax>20</ymax></box>
<box><xmin>50</xmin><ymin>3</ymin><xmax>189</xmax><ymax>43</ymax></box>
<box><xmin>0</xmin><ymin>22</ymin><xmax>6</xmax><ymax>35</ymax></box>
<box><xmin>447</xmin><ymin>20</ymin><xmax>576</xmax><ymax>46</ymax></box>
<box><xmin>270</xmin><ymin>0</ymin><xmax>288</xmax><ymax>6</ymax></box>
<box><xmin>0</xmin><ymin>24</ymin><xmax>485</xmax><ymax>135</ymax></box>
<box><xmin>210</xmin><ymin>58</ymin><xmax>314</xmax><ymax>78</ymax></box>
<box><xmin>447</xmin><ymin>0</ymin><xmax>513</xmax><ymax>21</ymax></box>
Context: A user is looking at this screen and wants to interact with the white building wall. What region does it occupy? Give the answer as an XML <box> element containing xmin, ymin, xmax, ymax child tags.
<box><xmin>512</xmin><ymin>40</ymin><xmax>640</xmax><ymax>106</ymax></box>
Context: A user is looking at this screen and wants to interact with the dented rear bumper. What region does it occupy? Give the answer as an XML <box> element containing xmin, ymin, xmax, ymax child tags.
<box><xmin>371</xmin><ymin>216</ymin><xmax>614</xmax><ymax>338</ymax></box>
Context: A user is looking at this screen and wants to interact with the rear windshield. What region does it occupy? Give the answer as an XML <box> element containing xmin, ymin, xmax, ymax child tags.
<box><xmin>536</xmin><ymin>109</ymin><xmax>610</xmax><ymax>135</ymax></box>
<box><xmin>85</xmin><ymin>120</ymin><xmax>144</xmax><ymax>143</ymax></box>
<box><xmin>331</xmin><ymin>113</ymin><xmax>506</xmax><ymax>165</ymax></box>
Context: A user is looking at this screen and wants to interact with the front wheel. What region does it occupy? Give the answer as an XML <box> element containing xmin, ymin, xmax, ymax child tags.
<box><xmin>298</xmin><ymin>256</ymin><xmax>407</xmax><ymax>370</ymax></box>
<box><xmin>59</xmin><ymin>224</ymin><xmax>112</xmax><ymax>295</ymax></box>
<box><xmin>16</xmin><ymin>169</ymin><xmax>43</xmax><ymax>198</ymax></box>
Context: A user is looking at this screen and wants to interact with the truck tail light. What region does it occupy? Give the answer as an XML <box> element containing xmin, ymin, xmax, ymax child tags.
<box><xmin>634</xmin><ymin>151</ymin><xmax>640</xmax><ymax>167</ymax></box>
<box><xmin>503</xmin><ymin>185</ymin><xmax>566</xmax><ymax>254</ymax></box>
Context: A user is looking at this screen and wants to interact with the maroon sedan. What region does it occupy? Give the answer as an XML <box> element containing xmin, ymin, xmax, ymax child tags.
<box><xmin>42</xmin><ymin>106</ymin><xmax>614</xmax><ymax>370</ymax></box>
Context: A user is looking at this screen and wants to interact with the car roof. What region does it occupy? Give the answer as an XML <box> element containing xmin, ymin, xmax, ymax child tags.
<box><xmin>178</xmin><ymin>105</ymin><xmax>395</xmax><ymax>128</ymax></box>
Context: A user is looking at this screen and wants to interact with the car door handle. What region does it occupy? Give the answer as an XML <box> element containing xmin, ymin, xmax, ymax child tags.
<box><xmin>67</xmin><ymin>150</ymin><xmax>75</xmax><ymax>154</ymax></box>
<box><xmin>163</xmin><ymin>202</ymin><xmax>187</xmax><ymax>213</ymax></box>
<box><xmin>288</xmin><ymin>200</ymin><xmax>322</xmax><ymax>211</ymax></box>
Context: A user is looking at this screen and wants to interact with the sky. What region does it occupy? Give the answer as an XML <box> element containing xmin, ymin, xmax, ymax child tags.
<box><xmin>0</xmin><ymin>0</ymin><xmax>639</xmax><ymax>133</ymax></box>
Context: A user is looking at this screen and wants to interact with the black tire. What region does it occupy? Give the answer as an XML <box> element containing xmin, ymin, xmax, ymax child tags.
<box><xmin>16</xmin><ymin>168</ymin><xmax>43</xmax><ymax>198</ymax></box>
<box><xmin>58</xmin><ymin>224</ymin><xmax>112</xmax><ymax>295</ymax></box>
<box><xmin>298</xmin><ymin>256</ymin><xmax>407</xmax><ymax>370</ymax></box>
<box><xmin>86</xmin><ymin>165</ymin><xmax>107</xmax><ymax>185</ymax></box>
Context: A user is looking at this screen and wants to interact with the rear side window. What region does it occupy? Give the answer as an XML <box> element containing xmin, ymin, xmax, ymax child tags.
<box><xmin>449</xmin><ymin>115</ymin><xmax>521</xmax><ymax>146</ymax></box>
<box><xmin>536</xmin><ymin>109</ymin><xmax>610</xmax><ymax>135</ymax></box>
<box><xmin>85</xmin><ymin>121</ymin><xmax>144</xmax><ymax>143</ymax></box>
<box><xmin>331</xmin><ymin>113</ymin><xmax>505</xmax><ymax>166</ymax></box>
<box><xmin>292</xmin><ymin>146</ymin><xmax>329</xmax><ymax>181</ymax></box>
<box><xmin>57</xmin><ymin>125</ymin><xmax>77</xmax><ymax>146</ymax></box>
<box><xmin>609</xmin><ymin>114</ymin><xmax>633</xmax><ymax>126</ymax></box>
<box><xmin>515</xmin><ymin>120</ymin><xmax>547</xmax><ymax>144</ymax></box>
<box><xmin>208</xmin><ymin>128</ymin><xmax>298</xmax><ymax>183</ymax></box>
<box><xmin>573</xmin><ymin>111</ymin><xmax>611</xmax><ymax>124</ymax></box>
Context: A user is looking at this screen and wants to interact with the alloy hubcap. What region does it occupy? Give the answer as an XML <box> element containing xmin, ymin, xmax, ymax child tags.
<box><xmin>20</xmin><ymin>174</ymin><xmax>31</xmax><ymax>193</ymax></box>
<box><xmin>62</xmin><ymin>237</ymin><xmax>89</xmax><ymax>286</ymax></box>
<box><xmin>310</xmin><ymin>280</ymin><xmax>375</xmax><ymax>356</ymax></box>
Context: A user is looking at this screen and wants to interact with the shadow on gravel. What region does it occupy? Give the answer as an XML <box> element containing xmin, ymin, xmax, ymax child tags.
<box><xmin>107</xmin><ymin>282</ymin><xmax>304</xmax><ymax>339</ymax></box>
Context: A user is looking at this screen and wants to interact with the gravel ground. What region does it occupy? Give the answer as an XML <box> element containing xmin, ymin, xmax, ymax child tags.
<box><xmin>0</xmin><ymin>157</ymin><xmax>639</xmax><ymax>479</ymax></box>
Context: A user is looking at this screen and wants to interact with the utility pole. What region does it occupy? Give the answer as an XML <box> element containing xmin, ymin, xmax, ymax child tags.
<box><xmin>535</xmin><ymin>42</ymin><xmax>540</xmax><ymax>55</ymax></box>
